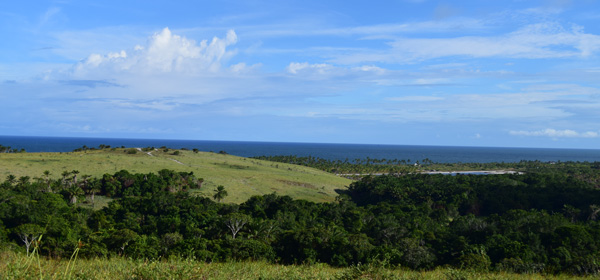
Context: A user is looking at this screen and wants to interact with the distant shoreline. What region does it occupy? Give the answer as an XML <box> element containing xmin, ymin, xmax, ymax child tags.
<box><xmin>424</xmin><ymin>170</ymin><xmax>524</xmax><ymax>175</ymax></box>
<box><xmin>338</xmin><ymin>170</ymin><xmax>525</xmax><ymax>177</ymax></box>
<box><xmin>1</xmin><ymin>135</ymin><xmax>599</xmax><ymax>163</ymax></box>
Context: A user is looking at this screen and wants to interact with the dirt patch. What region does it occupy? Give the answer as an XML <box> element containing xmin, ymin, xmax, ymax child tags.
<box><xmin>276</xmin><ymin>179</ymin><xmax>317</xmax><ymax>189</ymax></box>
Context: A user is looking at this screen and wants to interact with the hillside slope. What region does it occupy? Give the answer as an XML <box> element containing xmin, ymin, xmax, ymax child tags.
<box><xmin>0</xmin><ymin>148</ymin><xmax>351</xmax><ymax>203</ymax></box>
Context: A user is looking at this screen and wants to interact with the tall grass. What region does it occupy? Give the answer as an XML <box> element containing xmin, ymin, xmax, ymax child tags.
<box><xmin>0</xmin><ymin>251</ymin><xmax>594</xmax><ymax>280</ymax></box>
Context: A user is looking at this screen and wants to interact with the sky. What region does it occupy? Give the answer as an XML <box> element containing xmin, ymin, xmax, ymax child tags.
<box><xmin>1</xmin><ymin>0</ymin><xmax>600</xmax><ymax>149</ymax></box>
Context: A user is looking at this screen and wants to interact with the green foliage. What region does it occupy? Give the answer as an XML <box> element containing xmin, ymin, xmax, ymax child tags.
<box><xmin>0</xmin><ymin>149</ymin><xmax>350</xmax><ymax>203</ymax></box>
<box><xmin>456</xmin><ymin>245</ymin><xmax>491</xmax><ymax>271</ymax></box>
<box><xmin>0</xmin><ymin>144</ymin><xmax>26</xmax><ymax>153</ymax></box>
<box><xmin>213</xmin><ymin>185</ymin><xmax>228</xmax><ymax>202</ymax></box>
<box><xmin>1</xmin><ymin>161</ymin><xmax>600</xmax><ymax>276</ymax></box>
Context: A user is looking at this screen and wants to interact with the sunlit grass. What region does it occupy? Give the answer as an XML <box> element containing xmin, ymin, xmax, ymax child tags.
<box><xmin>0</xmin><ymin>149</ymin><xmax>351</xmax><ymax>203</ymax></box>
<box><xmin>0</xmin><ymin>251</ymin><xmax>594</xmax><ymax>280</ymax></box>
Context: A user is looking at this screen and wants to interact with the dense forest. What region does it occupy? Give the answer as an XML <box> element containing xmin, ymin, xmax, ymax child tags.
<box><xmin>253</xmin><ymin>155</ymin><xmax>600</xmax><ymax>178</ymax></box>
<box><xmin>2</xmin><ymin>160</ymin><xmax>600</xmax><ymax>275</ymax></box>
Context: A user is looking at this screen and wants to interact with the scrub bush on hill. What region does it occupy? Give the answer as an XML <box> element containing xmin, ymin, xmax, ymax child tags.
<box><xmin>0</xmin><ymin>144</ymin><xmax>26</xmax><ymax>153</ymax></box>
<box><xmin>2</xmin><ymin>162</ymin><xmax>600</xmax><ymax>275</ymax></box>
<box><xmin>100</xmin><ymin>169</ymin><xmax>203</xmax><ymax>197</ymax></box>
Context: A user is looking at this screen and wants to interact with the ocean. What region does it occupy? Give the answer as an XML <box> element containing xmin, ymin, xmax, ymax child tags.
<box><xmin>0</xmin><ymin>135</ymin><xmax>599</xmax><ymax>163</ymax></box>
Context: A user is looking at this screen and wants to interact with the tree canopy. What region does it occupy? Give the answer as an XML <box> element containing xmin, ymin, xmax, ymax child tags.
<box><xmin>2</xmin><ymin>161</ymin><xmax>600</xmax><ymax>275</ymax></box>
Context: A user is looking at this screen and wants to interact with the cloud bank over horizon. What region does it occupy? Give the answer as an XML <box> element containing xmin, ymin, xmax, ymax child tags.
<box><xmin>1</xmin><ymin>1</ymin><xmax>600</xmax><ymax>149</ymax></box>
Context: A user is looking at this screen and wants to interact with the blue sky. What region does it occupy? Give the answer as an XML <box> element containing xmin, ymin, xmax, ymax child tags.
<box><xmin>1</xmin><ymin>0</ymin><xmax>600</xmax><ymax>149</ymax></box>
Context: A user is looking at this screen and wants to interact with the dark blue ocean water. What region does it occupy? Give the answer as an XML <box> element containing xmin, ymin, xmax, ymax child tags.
<box><xmin>1</xmin><ymin>135</ymin><xmax>599</xmax><ymax>163</ymax></box>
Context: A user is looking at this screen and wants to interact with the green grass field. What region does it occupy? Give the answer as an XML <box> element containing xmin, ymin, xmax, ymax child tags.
<box><xmin>0</xmin><ymin>148</ymin><xmax>351</xmax><ymax>203</ymax></box>
<box><xmin>1</xmin><ymin>251</ymin><xmax>592</xmax><ymax>280</ymax></box>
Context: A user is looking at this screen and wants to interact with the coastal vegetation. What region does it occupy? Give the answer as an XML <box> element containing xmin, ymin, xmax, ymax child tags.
<box><xmin>253</xmin><ymin>155</ymin><xmax>600</xmax><ymax>179</ymax></box>
<box><xmin>1</xmin><ymin>146</ymin><xmax>600</xmax><ymax>278</ymax></box>
<box><xmin>0</xmin><ymin>144</ymin><xmax>26</xmax><ymax>153</ymax></box>
<box><xmin>0</xmin><ymin>147</ymin><xmax>350</xmax><ymax>203</ymax></box>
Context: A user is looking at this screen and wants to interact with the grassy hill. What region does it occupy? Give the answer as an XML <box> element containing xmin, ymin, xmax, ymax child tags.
<box><xmin>0</xmin><ymin>148</ymin><xmax>351</xmax><ymax>203</ymax></box>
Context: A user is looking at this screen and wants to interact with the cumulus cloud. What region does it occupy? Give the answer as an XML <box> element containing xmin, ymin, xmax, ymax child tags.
<box><xmin>509</xmin><ymin>128</ymin><xmax>599</xmax><ymax>138</ymax></box>
<box><xmin>72</xmin><ymin>28</ymin><xmax>238</xmax><ymax>76</ymax></box>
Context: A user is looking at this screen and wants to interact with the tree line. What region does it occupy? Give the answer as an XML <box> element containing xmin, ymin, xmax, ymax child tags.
<box><xmin>2</xmin><ymin>162</ymin><xmax>600</xmax><ymax>275</ymax></box>
<box><xmin>0</xmin><ymin>144</ymin><xmax>26</xmax><ymax>153</ymax></box>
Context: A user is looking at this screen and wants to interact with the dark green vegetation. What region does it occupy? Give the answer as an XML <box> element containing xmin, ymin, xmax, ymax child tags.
<box><xmin>2</xmin><ymin>160</ymin><xmax>600</xmax><ymax>276</ymax></box>
<box><xmin>253</xmin><ymin>155</ymin><xmax>600</xmax><ymax>177</ymax></box>
<box><xmin>253</xmin><ymin>155</ymin><xmax>422</xmax><ymax>175</ymax></box>
<box><xmin>0</xmin><ymin>144</ymin><xmax>26</xmax><ymax>153</ymax></box>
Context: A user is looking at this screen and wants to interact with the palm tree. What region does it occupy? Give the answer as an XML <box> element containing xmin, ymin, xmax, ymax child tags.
<box><xmin>17</xmin><ymin>176</ymin><xmax>30</xmax><ymax>187</ymax></box>
<box><xmin>5</xmin><ymin>174</ymin><xmax>16</xmax><ymax>186</ymax></box>
<box><xmin>67</xmin><ymin>184</ymin><xmax>84</xmax><ymax>205</ymax></box>
<box><xmin>43</xmin><ymin>170</ymin><xmax>52</xmax><ymax>192</ymax></box>
<box><xmin>61</xmin><ymin>170</ymin><xmax>70</xmax><ymax>181</ymax></box>
<box><xmin>213</xmin><ymin>185</ymin><xmax>228</xmax><ymax>202</ymax></box>
<box><xmin>60</xmin><ymin>170</ymin><xmax>71</xmax><ymax>190</ymax></box>
<box><xmin>80</xmin><ymin>174</ymin><xmax>91</xmax><ymax>188</ymax></box>
<box><xmin>71</xmin><ymin>170</ymin><xmax>80</xmax><ymax>184</ymax></box>
<box><xmin>84</xmin><ymin>178</ymin><xmax>101</xmax><ymax>205</ymax></box>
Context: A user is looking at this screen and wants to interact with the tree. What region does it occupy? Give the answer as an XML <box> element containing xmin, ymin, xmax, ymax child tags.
<box><xmin>42</xmin><ymin>170</ymin><xmax>52</xmax><ymax>193</ymax></box>
<box><xmin>161</xmin><ymin>232</ymin><xmax>183</xmax><ymax>254</ymax></box>
<box><xmin>588</xmin><ymin>204</ymin><xmax>600</xmax><ymax>221</ymax></box>
<box><xmin>213</xmin><ymin>185</ymin><xmax>228</xmax><ymax>202</ymax></box>
<box><xmin>17</xmin><ymin>176</ymin><xmax>30</xmax><ymax>187</ymax></box>
<box><xmin>71</xmin><ymin>170</ymin><xmax>80</xmax><ymax>184</ymax></box>
<box><xmin>563</xmin><ymin>204</ymin><xmax>581</xmax><ymax>222</ymax></box>
<box><xmin>60</xmin><ymin>170</ymin><xmax>71</xmax><ymax>190</ymax></box>
<box><xmin>224</xmin><ymin>213</ymin><xmax>250</xmax><ymax>239</ymax></box>
<box><xmin>86</xmin><ymin>180</ymin><xmax>101</xmax><ymax>205</ymax></box>
<box><xmin>107</xmin><ymin>229</ymin><xmax>138</xmax><ymax>255</ymax></box>
<box><xmin>14</xmin><ymin>224</ymin><xmax>44</xmax><ymax>256</ymax></box>
<box><xmin>66</xmin><ymin>184</ymin><xmax>84</xmax><ymax>204</ymax></box>
<box><xmin>248</xmin><ymin>219</ymin><xmax>279</xmax><ymax>242</ymax></box>
<box><xmin>5</xmin><ymin>174</ymin><xmax>16</xmax><ymax>186</ymax></box>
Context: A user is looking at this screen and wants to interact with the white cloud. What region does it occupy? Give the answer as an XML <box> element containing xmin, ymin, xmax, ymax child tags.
<box><xmin>355</xmin><ymin>65</ymin><xmax>386</xmax><ymax>74</ymax></box>
<box><xmin>285</xmin><ymin>62</ymin><xmax>391</xmax><ymax>80</ymax></box>
<box><xmin>244</xmin><ymin>18</ymin><xmax>486</xmax><ymax>39</ymax></box>
<box><xmin>230</xmin><ymin>62</ymin><xmax>261</xmax><ymax>73</ymax></box>
<box><xmin>31</xmin><ymin>28</ymin><xmax>274</xmax><ymax>109</ymax></box>
<box><xmin>509</xmin><ymin>128</ymin><xmax>599</xmax><ymax>138</ymax></box>
<box><xmin>332</xmin><ymin>22</ymin><xmax>600</xmax><ymax>64</ymax></box>
<box><xmin>314</xmin><ymin>83</ymin><xmax>600</xmax><ymax>123</ymax></box>
<box><xmin>72</xmin><ymin>27</ymin><xmax>238</xmax><ymax>76</ymax></box>
<box><xmin>286</xmin><ymin>62</ymin><xmax>333</xmax><ymax>74</ymax></box>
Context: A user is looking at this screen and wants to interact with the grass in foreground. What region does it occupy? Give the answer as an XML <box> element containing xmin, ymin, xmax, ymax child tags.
<box><xmin>0</xmin><ymin>251</ymin><xmax>594</xmax><ymax>280</ymax></box>
<box><xmin>0</xmin><ymin>148</ymin><xmax>351</xmax><ymax>203</ymax></box>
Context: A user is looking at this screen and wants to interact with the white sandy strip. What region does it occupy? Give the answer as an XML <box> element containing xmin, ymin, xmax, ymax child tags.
<box><xmin>169</xmin><ymin>158</ymin><xmax>184</xmax><ymax>165</ymax></box>
<box><xmin>338</xmin><ymin>170</ymin><xmax>523</xmax><ymax>176</ymax></box>
<box><xmin>424</xmin><ymin>170</ymin><xmax>523</xmax><ymax>175</ymax></box>
<box><xmin>136</xmin><ymin>148</ymin><xmax>154</xmax><ymax>157</ymax></box>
